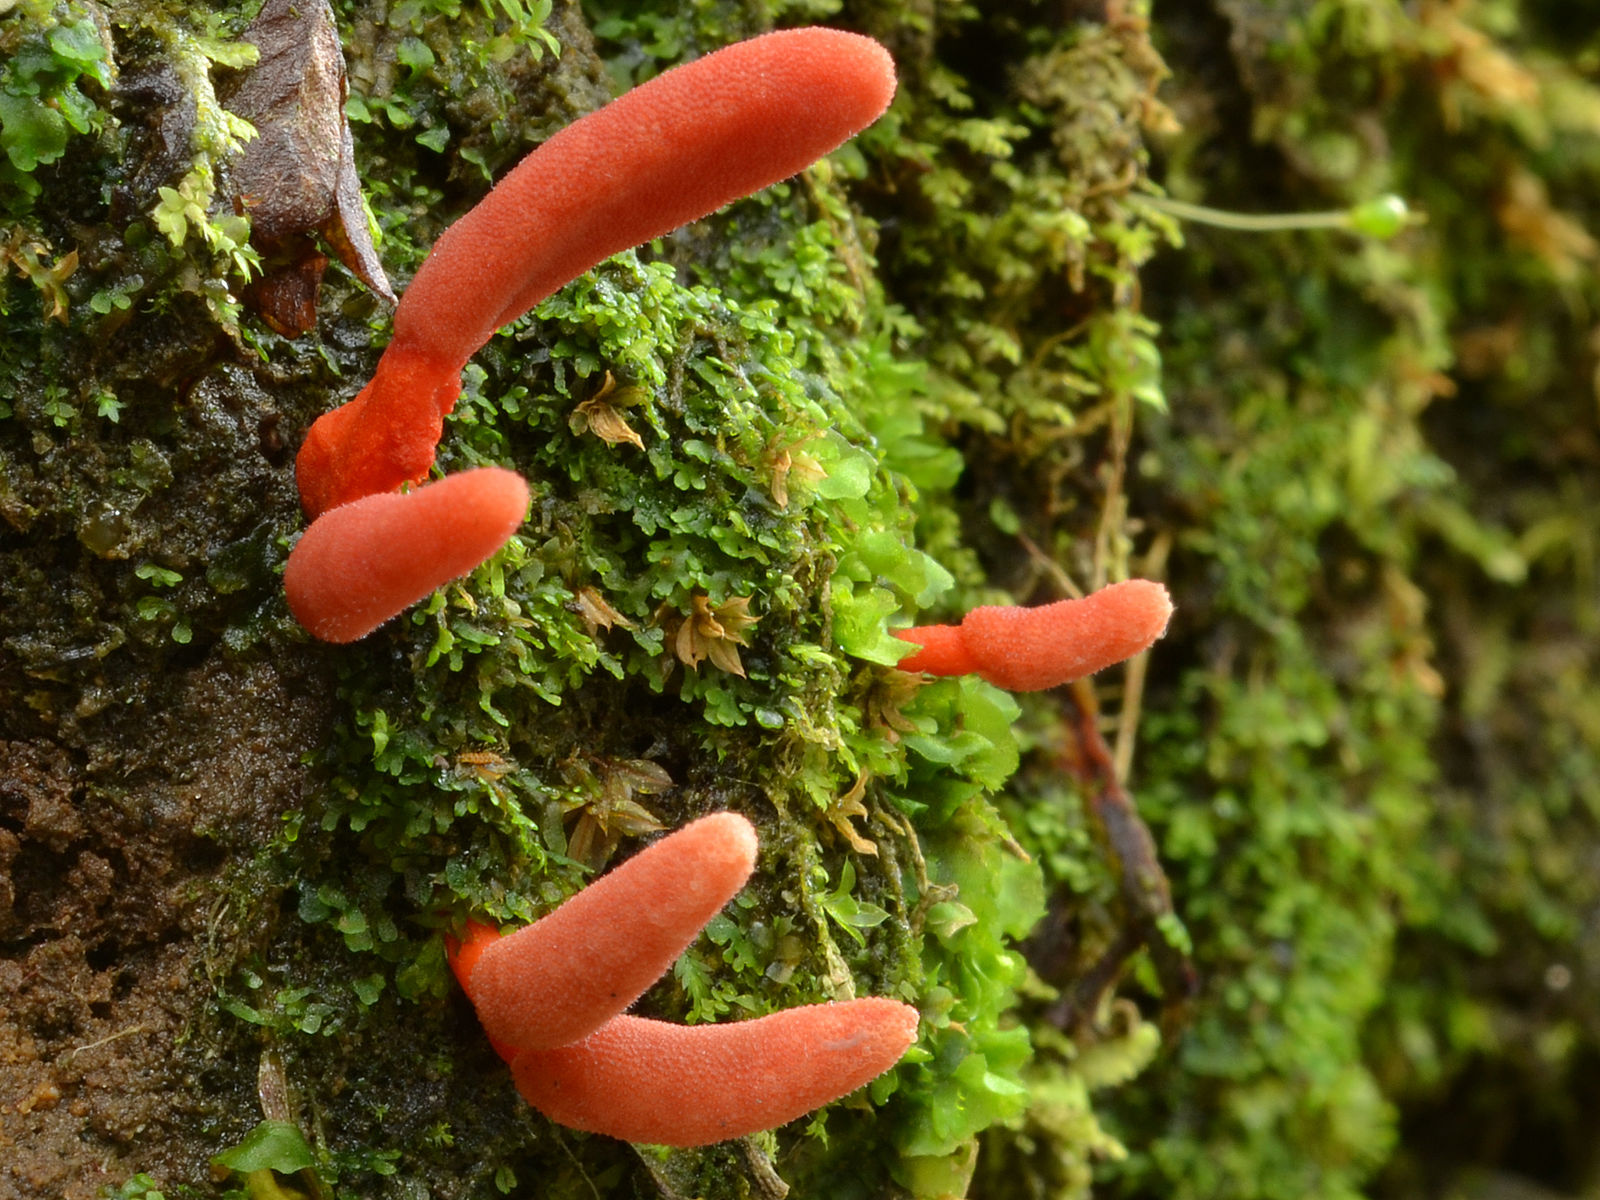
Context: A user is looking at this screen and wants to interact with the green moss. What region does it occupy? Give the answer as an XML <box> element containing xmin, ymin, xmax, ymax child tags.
<box><xmin>250</xmin><ymin>4</ymin><xmax>1175</xmax><ymax>1196</ymax></box>
<box><xmin>0</xmin><ymin>0</ymin><xmax>112</xmax><ymax>214</ymax></box>
<box><xmin>4</xmin><ymin>1</ymin><xmax>1584</xmax><ymax>1197</ymax></box>
<box><xmin>263</xmin><ymin>226</ymin><xmax>1048</xmax><ymax>1189</ymax></box>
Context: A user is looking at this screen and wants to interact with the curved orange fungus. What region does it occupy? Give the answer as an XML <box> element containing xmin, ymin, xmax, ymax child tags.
<box><xmin>446</xmin><ymin>814</ymin><xmax>919</xmax><ymax>1146</ymax></box>
<box><xmin>895</xmin><ymin>579</ymin><xmax>1175</xmax><ymax>691</ymax></box>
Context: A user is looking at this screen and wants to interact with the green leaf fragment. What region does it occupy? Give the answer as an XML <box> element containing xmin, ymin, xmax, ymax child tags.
<box><xmin>211</xmin><ymin>1120</ymin><xmax>315</xmax><ymax>1175</ymax></box>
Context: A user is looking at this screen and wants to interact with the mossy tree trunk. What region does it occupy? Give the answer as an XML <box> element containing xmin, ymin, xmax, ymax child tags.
<box><xmin>5</xmin><ymin>3</ymin><xmax>1600</xmax><ymax>1200</ymax></box>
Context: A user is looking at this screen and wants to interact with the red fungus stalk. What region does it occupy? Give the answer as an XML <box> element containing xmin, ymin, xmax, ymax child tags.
<box><xmin>284</xmin><ymin>466</ymin><xmax>529</xmax><ymax>643</ymax></box>
<box><xmin>895</xmin><ymin>579</ymin><xmax>1175</xmax><ymax>691</ymax></box>
<box><xmin>296</xmin><ymin>27</ymin><xmax>897</xmax><ymax>518</ymax></box>
<box><xmin>510</xmin><ymin>1001</ymin><xmax>920</xmax><ymax>1147</ymax></box>
<box><xmin>451</xmin><ymin>813</ymin><xmax>758</xmax><ymax>1052</ymax></box>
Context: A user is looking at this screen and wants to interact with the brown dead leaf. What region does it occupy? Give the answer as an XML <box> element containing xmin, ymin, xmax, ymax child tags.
<box><xmin>1497</xmin><ymin>167</ymin><xmax>1597</xmax><ymax>282</ymax></box>
<box><xmin>4</xmin><ymin>231</ymin><xmax>77</xmax><ymax>323</ymax></box>
<box><xmin>673</xmin><ymin>592</ymin><xmax>757</xmax><ymax>677</ymax></box>
<box><xmin>826</xmin><ymin>772</ymin><xmax>879</xmax><ymax>856</ymax></box>
<box><xmin>1422</xmin><ymin>0</ymin><xmax>1540</xmax><ymax>128</ymax></box>
<box><xmin>859</xmin><ymin>667</ymin><xmax>926</xmax><ymax>742</ymax></box>
<box><xmin>561</xmin><ymin>755</ymin><xmax>672</xmax><ymax>870</ymax></box>
<box><xmin>222</xmin><ymin>0</ymin><xmax>394</xmax><ymax>334</ymax></box>
<box><xmin>767</xmin><ymin>438</ymin><xmax>826</xmax><ymax>509</ymax></box>
<box><xmin>571</xmin><ymin>585</ymin><xmax>633</xmax><ymax>634</ymax></box>
<box><xmin>570</xmin><ymin>372</ymin><xmax>646</xmax><ymax>450</ymax></box>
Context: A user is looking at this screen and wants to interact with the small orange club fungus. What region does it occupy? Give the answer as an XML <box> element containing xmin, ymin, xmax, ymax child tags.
<box><xmin>283</xmin><ymin>467</ymin><xmax>529</xmax><ymax>643</ymax></box>
<box><xmin>447</xmin><ymin>813</ymin><xmax>919</xmax><ymax>1146</ymax></box>
<box><xmin>894</xmin><ymin>579</ymin><xmax>1175</xmax><ymax>691</ymax></box>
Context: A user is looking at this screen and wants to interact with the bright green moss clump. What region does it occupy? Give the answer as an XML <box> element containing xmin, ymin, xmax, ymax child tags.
<box><xmin>0</xmin><ymin>0</ymin><xmax>112</xmax><ymax>214</ymax></box>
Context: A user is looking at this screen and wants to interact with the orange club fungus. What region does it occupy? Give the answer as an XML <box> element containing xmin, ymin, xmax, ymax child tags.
<box><xmin>293</xmin><ymin>27</ymin><xmax>899</xmax><ymax>520</ymax></box>
<box><xmin>894</xmin><ymin>579</ymin><xmax>1175</xmax><ymax>691</ymax></box>
<box><xmin>285</xmin><ymin>27</ymin><xmax>898</xmax><ymax>644</ymax></box>
<box><xmin>283</xmin><ymin>467</ymin><xmax>529</xmax><ymax>643</ymax></box>
<box><xmin>511</xmin><ymin>1002</ymin><xmax>921</xmax><ymax>1147</ymax></box>
<box><xmin>446</xmin><ymin>814</ymin><xmax>920</xmax><ymax>1146</ymax></box>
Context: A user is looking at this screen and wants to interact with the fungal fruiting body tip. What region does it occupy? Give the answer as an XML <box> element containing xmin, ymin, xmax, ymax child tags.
<box><xmin>452</xmin><ymin>813</ymin><xmax>758</xmax><ymax>1051</ymax></box>
<box><xmin>891</xmin><ymin>621</ymin><xmax>978</xmax><ymax>676</ymax></box>
<box><xmin>895</xmin><ymin>579</ymin><xmax>1174</xmax><ymax>691</ymax></box>
<box><xmin>395</xmin><ymin>26</ymin><xmax>896</xmax><ymax>371</ymax></box>
<box><xmin>284</xmin><ymin>466</ymin><xmax>529</xmax><ymax>643</ymax></box>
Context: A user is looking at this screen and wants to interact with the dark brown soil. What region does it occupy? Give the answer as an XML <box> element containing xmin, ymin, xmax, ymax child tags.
<box><xmin>0</xmin><ymin>656</ymin><xmax>330</xmax><ymax>1199</ymax></box>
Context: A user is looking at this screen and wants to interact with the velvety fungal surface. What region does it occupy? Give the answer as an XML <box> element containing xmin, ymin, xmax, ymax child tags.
<box><xmin>454</xmin><ymin>813</ymin><xmax>758</xmax><ymax>1051</ymax></box>
<box><xmin>401</xmin><ymin>26</ymin><xmax>896</xmax><ymax>368</ymax></box>
<box><xmin>27</xmin><ymin>2</ymin><xmax>1585</xmax><ymax>1197</ymax></box>
<box><xmin>448</xmin><ymin>813</ymin><xmax>918</xmax><ymax>1147</ymax></box>
<box><xmin>293</xmin><ymin>346</ymin><xmax>467</xmax><ymax>520</ymax></box>
<box><xmin>509</xmin><ymin>1001</ymin><xmax>921</xmax><ymax>1147</ymax></box>
<box><xmin>896</xmin><ymin>580</ymin><xmax>1174</xmax><ymax>690</ymax></box>
<box><xmin>284</xmin><ymin>467</ymin><xmax>530</xmax><ymax>642</ymax></box>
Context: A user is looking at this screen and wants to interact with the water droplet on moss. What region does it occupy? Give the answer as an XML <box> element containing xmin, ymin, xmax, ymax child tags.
<box><xmin>77</xmin><ymin>505</ymin><xmax>128</xmax><ymax>557</ymax></box>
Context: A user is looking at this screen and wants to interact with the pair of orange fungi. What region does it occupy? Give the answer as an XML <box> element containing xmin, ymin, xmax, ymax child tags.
<box><xmin>894</xmin><ymin>579</ymin><xmax>1175</xmax><ymax>691</ymax></box>
<box><xmin>447</xmin><ymin>813</ymin><xmax>919</xmax><ymax>1146</ymax></box>
<box><xmin>442</xmin><ymin>578</ymin><xmax>1174</xmax><ymax>1141</ymax></box>
<box><xmin>285</xmin><ymin>28</ymin><xmax>899</xmax><ymax>642</ymax></box>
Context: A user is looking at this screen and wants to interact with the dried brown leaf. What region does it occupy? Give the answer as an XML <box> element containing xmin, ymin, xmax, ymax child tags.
<box><xmin>861</xmin><ymin>668</ymin><xmax>927</xmax><ymax>742</ymax></box>
<box><xmin>570</xmin><ymin>372</ymin><xmax>647</xmax><ymax>450</ymax></box>
<box><xmin>572</xmin><ymin>585</ymin><xmax>633</xmax><ymax>634</ymax></box>
<box><xmin>672</xmin><ymin>592</ymin><xmax>757</xmax><ymax>677</ymax></box>
<box><xmin>767</xmin><ymin>439</ymin><xmax>827</xmax><ymax>509</ymax></box>
<box><xmin>1497</xmin><ymin>168</ymin><xmax>1597</xmax><ymax>281</ymax></box>
<box><xmin>224</xmin><ymin>0</ymin><xmax>393</xmax><ymax>334</ymax></box>
<box><xmin>827</xmin><ymin>772</ymin><xmax>879</xmax><ymax>856</ymax></box>
<box><xmin>5</xmin><ymin>233</ymin><xmax>78</xmax><ymax>323</ymax></box>
<box><xmin>560</xmin><ymin>754</ymin><xmax>672</xmax><ymax>870</ymax></box>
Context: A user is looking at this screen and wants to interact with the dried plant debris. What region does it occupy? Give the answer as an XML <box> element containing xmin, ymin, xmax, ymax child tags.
<box><xmin>222</xmin><ymin>0</ymin><xmax>393</xmax><ymax>334</ymax></box>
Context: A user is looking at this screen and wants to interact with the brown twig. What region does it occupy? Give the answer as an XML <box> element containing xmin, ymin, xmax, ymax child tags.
<box><xmin>1113</xmin><ymin>529</ymin><xmax>1171</xmax><ymax>782</ymax></box>
<box><xmin>1049</xmin><ymin>676</ymin><xmax>1196</xmax><ymax>1034</ymax></box>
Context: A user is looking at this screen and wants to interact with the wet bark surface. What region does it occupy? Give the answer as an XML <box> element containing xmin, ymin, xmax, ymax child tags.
<box><xmin>0</xmin><ymin>660</ymin><xmax>332</xmax><ymax>1198</ymax></box>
